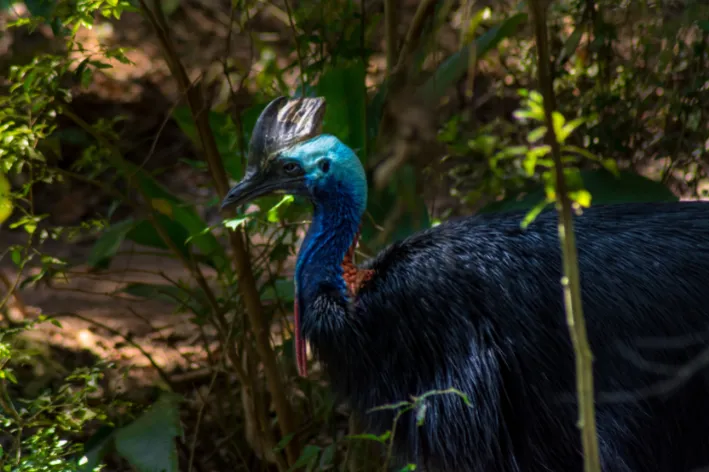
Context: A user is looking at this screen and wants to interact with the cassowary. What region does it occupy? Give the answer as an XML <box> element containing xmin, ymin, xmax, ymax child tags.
<box><xmin>221</xmin><ymin>96</ymin><xmax>709</xmax><ymax>472</ymax></box>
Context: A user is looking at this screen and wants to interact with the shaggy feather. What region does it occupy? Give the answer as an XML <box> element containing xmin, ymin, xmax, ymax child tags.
<box><xmin>275</xmin><ymin>135</ymin><xmax>709</xmax><ymax>471</ymax></box>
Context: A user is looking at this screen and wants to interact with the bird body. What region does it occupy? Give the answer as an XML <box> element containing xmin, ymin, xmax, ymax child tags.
<box><xmin>222</xmin><ymin>97</ymin><xmax>709</xmax><ymax>472</ymax></box>
<box><xmin>305</xmin><ymin>201</ymin><xmax>709</xmax><ymax>472</ymax></box>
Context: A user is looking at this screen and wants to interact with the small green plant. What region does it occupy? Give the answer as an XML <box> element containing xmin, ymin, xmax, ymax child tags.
<box><xmin>0</xmin><ymin>321</ymin><xmax>107</xmax><ymax>472</ymax></box>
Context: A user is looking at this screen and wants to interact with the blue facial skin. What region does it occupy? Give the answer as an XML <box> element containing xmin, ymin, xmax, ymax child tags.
<box><xmin>280</xmin><ymin>134</ymin><xmax>368</xmax><ymax>312</ymax></box>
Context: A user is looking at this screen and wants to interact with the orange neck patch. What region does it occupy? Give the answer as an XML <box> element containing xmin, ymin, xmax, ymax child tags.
<box><xmin>341</xmin><ymin>228</ymin><xmax>374</xmax><ymax>296</ymax></box>
<box><xmin>295</xmin><ymin>226</ymin><xmax>374</xmax><ymax>377</ymax></box>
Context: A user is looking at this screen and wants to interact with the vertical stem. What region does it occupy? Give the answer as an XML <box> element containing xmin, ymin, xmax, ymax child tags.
<box><xmin>384</xmin><ymin>0</ymin><xmax>398</xmax><ymax>76</ymax></box>
<box><xmin>138</xmin><ymin>0</ymin><xmax>300</xmax><ymax>465</ymax></box>
<box><xmin>527</xmin><ymin>1</ymin><xmax>601</xmax><ymax>472</ymax></box>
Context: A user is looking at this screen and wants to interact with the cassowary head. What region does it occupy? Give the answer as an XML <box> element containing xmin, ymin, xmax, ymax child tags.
<box><xmin>221</xmin><ymin>96</ymin><xmax>367</xmax><ymax>213</ymax></box>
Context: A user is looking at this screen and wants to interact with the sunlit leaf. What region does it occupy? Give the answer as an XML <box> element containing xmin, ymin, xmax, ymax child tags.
<box><xmin>223</xmin><ymin>216</ymin><xmax>248</xmax><ymax>230</ymax></box>
<box><xmin>521</xmin><ymin>198</ymin><xmax>551</xmax><ymax>229</ymax></box>
<box><xmin>551</xmin><ymin>111</ymin><xmax>566</xmax><ymax>142</ymax></box>
<box><xmin>526</xmin><ymin>126</ymin><xmax>547</xmax><ymax>144</ymax></box>
<box><xmin>151</xmin><ymin>198</ymin><xmax>173</xmax><ymax>217</ymax></box>
<box><xmin>267</xmin><ymin>195</ymin><xmax>294</xmax><ymax>223</ymax></box>
<box><xmin>0</xmin><ymin>172</ymin><xmax>13</xmax><ymax>225</ymax></box>
<box><xmin>570</xmin><ymin>189</ymin><xmax>592</xmax><ymax>207</ymax></box>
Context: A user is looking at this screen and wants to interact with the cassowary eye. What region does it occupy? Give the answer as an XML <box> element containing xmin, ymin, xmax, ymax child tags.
<box><xmin>318</xmin><ymin>159</ymin><xmax>330</xmax><ymax>173</ymax></box>
<box><xmin>282</xmin><ymin>162</ymin><xmax>301</xmax><ymax>175</ymax></box>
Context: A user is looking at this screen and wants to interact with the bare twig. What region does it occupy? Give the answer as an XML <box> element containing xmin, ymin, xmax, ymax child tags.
<box><xmin>527</xmin><ymin>1</ymin><xmax>601</xmax><ymax>471</ymax></box>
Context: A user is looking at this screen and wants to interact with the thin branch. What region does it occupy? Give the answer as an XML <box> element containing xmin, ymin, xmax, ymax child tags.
<box><xmin>137</xmin><ymin>0</ymin><xmax>299</xmax><ymax>465</ymax></box>
<box><xmin>527</xmin><ymin>1</ymin><xmax>601</xmax><ymax>472</ymax></box>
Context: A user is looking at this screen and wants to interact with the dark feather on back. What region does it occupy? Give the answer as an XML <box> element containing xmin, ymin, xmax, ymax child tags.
<box><xmin>306</xmin><ymin>202</ymin><xmax>709</xmax><ymax>472</ymax></box>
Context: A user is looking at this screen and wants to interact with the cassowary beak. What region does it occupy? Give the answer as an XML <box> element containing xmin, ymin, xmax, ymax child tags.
<box><xmin>221</xmin><ymin>96</ymin><xmax>326</xmax><ymax>210</ymax></box>
<box><xmin>221</xmin><ymin>172</ymin><xmax>272</xmax><ymax>209</ymax></box>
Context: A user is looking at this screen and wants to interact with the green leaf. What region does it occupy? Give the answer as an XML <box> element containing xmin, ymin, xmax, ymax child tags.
<box><xmin>173</xmin><ymin>205</ymin><xmax>228</xmax><ymax>271</ymax></box>
<box><xmin>347</xmin><ymin>431</ymin><xmax>391</xmax><ymax>443</ymax></box>
<box><xmin>479</xmin><ymin>169</ymin><xmax>678</xmax><ymax>215</ymax></box>
<box><xmin>316</xmin><ymin>61</ymin><xmax>368</xmax><ymax>161</ymax></box>
<box><xmin>524</xmin><ymin>145</ymin><xmax>550</xmax><ymax>175</ymax></box>
<box><xmin>697</xmin><ymin>20</ymin><xmax>709</xmax><ymax>32</ymax></box>
<box><xmin>287</xmin><ymin>445</ymin><xmax>320</xmax><ymax>472</ymax></box>
<box><xmin>415</xmin><ymin>402</ymin><xmax>428</xmax><ymax>426</ymax></box>
<box><xmin>262</xmin><ymin>279</ymin><xmax>295</xmax><ymax>303</ymax></box>
<box><xmin>88</xmin><ymin>219</ymin><xmax>136</xmax><ymax>268</ymax></box>
<box><xmin>526</xmin><ymin>126</ymin><xmax>547</xmax><ymax>144</ymax></box>
<box><xmin>419</xmin><ymin>13</ymin><xmax>527</xmax><ymax>103</ymax></box>
<box><xmin>0</xmin><ymin>172</ymin><xmax>13</xmax><ymax>225</ymax></box>
<box><xmin>24</xmin><ymin>0</ymin><xmax>55</xmax><ymax>18</ymax></box>
<box><xmin>273</xmin><ymin>433</ymin><xmax>295</xmax><ymax>452</ymax></box>
<box><xmin>172</xmin><ymin>106</ymin><xmax>242</xmax><ymax>180</ymax></box>
<box><xmin>10</xmin><ymin>249</ymin><xmax>21</xmax><ymax>266</ymax></box>
<box><xmin>223</xmin><ymin>216</ymin><xmax>248</xmax><ymax>230</ymax></box>
<box><xmin>0</xmin><ymin>0</ymin><xmax>18</xmax><ymax>12</ymax></box>
<box><xmin>551</xmin><ymin>112</ymin><xmax>566</xmax><ymax>141</ymax></box>
<box><xmin>557</xmin><ymin>27</ymin><xmax>584</xmax><ymax>65</ymax></box>
<box><xmin>114</xmin><ymin>392</ymin><xmax>183</xmax><ymax>472</ymax></box>
<box><xmin>125</xmin><ymin>216</ymin><xmax>191</xmax><ymax>260</ymax></box>
<box><xmin>122</xmin><ymin>163</ymin><xmax>228</xmax><ymax>271</ymax></box>
<box><xmin>575</xmin><ymin>169</ymin><xmax>678</xmax><ymax>204</ymax></box>
<box><xmin>160</xmin><ymin>0</ymin><xmax>181</xmax><ymax>15</ymax></box>
<box><xmin>520</xmin><ymin>198</ymin><xmax>551</xmax><ymax>229</ymax></box>
<box><xmin>79</xmin><ymin>425</ymin><xmax>116</xmax><ymax>472</ymax></box>
<box><xmin>319</xmin><ymin>444</ymin><xmax>336</xmax><ymax>468</ymax></box>
<box><xmin>397</xmin><ymin>465</ymin><xmax>417</xmax><ymax>471</ymax></box>
<box><xmin>361</xmin><ymin>166</ymin><xmax>431</xmax><ymax>251</ymax></box>
<box><xmin>267</xmin><ymin>195</ymin><xmax>294</xmax><ymax>223</ymax></box>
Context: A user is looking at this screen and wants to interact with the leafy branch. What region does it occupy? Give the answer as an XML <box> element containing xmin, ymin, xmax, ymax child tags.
<box><xmin>135</xmin><ymin>0</ymin><xmax>299</xmax><ymax>466</ymax></box>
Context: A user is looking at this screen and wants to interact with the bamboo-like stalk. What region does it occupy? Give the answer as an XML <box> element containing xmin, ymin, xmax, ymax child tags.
<box><xmin>526</xmin><ymin>1</ymin><xmax>601</xmax><ymax>471</ymax></box>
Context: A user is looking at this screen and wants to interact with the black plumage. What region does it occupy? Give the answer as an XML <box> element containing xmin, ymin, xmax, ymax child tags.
<box><xmin>222</xmin><ymin>96</ymin><xmax>709</xmax><ymax>472</ymax></box>
<box><xmin>309</xmin><ymin>202</ymin><xmax>709</xmax><ymax>472</ymax></box>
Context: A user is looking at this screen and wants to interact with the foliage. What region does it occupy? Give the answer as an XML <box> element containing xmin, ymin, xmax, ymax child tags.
<box><xmin>0</xmin><ymin>322</ymin><xmax>107</xmax><ymax>472</ymax></box>
<box><xmin>0</xmin><ymin>0</ymin><xmax>705</xmax><ymax>471</ymax></box>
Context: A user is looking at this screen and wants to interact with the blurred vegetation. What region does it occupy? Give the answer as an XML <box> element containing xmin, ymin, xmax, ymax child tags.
<box><xmin>0</xmin><ymin>0</ymin><xmax>707</xmax><ymax>470</ymax></box>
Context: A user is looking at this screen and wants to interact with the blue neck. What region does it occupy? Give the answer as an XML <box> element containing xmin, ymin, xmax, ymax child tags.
<box><xmin>295</xmin><ymin>187</ymin><xmax>363</xmax><ymax>303</ymax></box>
